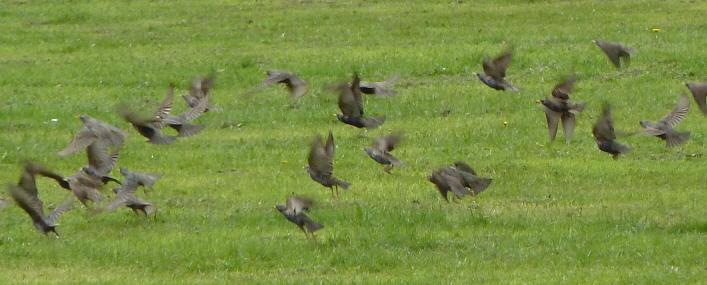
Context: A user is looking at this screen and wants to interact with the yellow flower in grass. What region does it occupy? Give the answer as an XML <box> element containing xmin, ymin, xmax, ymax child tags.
<box><xmin>652</xmin><ymin>28</ymin><xmax>661</xmax><ymax>33</ymax></box>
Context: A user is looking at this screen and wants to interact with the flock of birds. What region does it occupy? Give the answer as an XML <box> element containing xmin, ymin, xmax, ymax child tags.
<box><xmin>2</xmin><ymin>39</ymin><xmax>706</xmax><ymax>238</ymax></box>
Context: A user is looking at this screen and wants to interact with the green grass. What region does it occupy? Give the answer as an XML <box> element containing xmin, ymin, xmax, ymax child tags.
<box><xmin>1</xmin><ymin>0</ymin><xmax>705</xmax><ymax>283</ymax></box>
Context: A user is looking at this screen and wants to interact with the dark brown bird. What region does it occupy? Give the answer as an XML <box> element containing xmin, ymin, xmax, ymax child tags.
<box><xmin>451</xmin><ymin>161</ymin><xmax>492</xmax><ymax>196</ymax></box>
<box><xmin>101</xmin><ymin>167</ymin><xmax>161</xmax><ymax>216</ymax></box>
<box><xmin>336</xmin><ymin>74</ymin><xmax>386</xmax><ymax>129</ymax></box>
<box><xmin>58</xmin><ymin>116</ymin><xmax>126</xmax><ymax>157</ymax></box>
<box><xmin>474</xmin><ymin>49</ymin><xmax>520</xmax><ymax>92</ymax></box>
<box><xmin>537</xmin><ymin>76</ymin><xmax>586</xmax><ymax>142</ymax></box>
<box><xmin>275</xmin><ymin>195</ymin><xmax>323</xmax><ymax>237</ymax></box>
<box><xmin>65</xmin><ymin>144</ymin><xmax>122</xmax><ymax>207</ymax></box>
<box><xmin>363</xmin><ymin>133</ymin><xmax>405</xmax><ymax>173</ymax></box>
<box><xmin>120</xmin><ymin>85</ymin><xmax>177</xmax><ymax>145</ymax></box>
<box><xmin>685</xmin><ymin>82</ymin><xmax>707</xmax><ymax>115</ymax></box>
<box><xmin>8</xmin><ymin>162</ymin><xmax>76</xmax><ymax>236</ymax></box>
<box><xmin>155</xmin><ymin>92</ymin><xmax>210</xmax><ymax>137</ymax></box>
<box><xmin>592</xmin><ymin>40</ymin><xmax>637</xmax><ymax>68</ymax></box>
<box><xmin>427</xmin><ymin>167</ymin><xmax>471</xmax><ymax>202</ymax></box>
<box><xmin>592</xmin><ymin>103</ymin><xmax>633</xmax><ymax>160</ymax></box>
<box><xmin>359</xmin><ymin>75</ymin><xmax>400</xmax><ymax>97</ymax></box>
<box><xmin>182</xmin><ymin>75</ymin><xmax>220</xmax><ymax>112</ymax></box>
<box><xmin>249</xmin><ymin>70</ymin><xmax>308</xmax><ymax>99</ymax></box>
<box><xmin>639</xmin><ymin>93</ymin><xmax>690</xmax><ymax>148</ymax></box>
<box><xmin>305</xmin><ymin>131</ymin><xmax>350</xmax><ymax>199</ymax></box>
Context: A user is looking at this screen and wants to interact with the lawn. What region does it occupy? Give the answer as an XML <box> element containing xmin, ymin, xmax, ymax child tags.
<box><xmin>0</xmin><ymin>0</ymin><xmax>705</xmax><ymax>283</ymax></box>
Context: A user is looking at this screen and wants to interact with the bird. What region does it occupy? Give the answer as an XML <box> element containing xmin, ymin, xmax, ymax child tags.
<box><xmin>305</xmin><ymin>131</ymin><xmax>350</xmax><ymax>199</ymax></box>
<box><xmin>335</xmin><ymin>73</ymin><xmax>386</xmax><ymax>129</ymax></box>
<box><xmin>57</xmin><ymin>116</ymin><xmax>126</xmax><ymax>157</ymax></box>
<box><xmin>639</xmin><ymin>93</ymin><xmax>690</xmax><ymax>148</ymax></box>
<box><xmin>363</xmin><ymin>133</ymin><xmax>405</xmax><ymax>173</ymax></box>
<box><xmin>592</xmin><ymin>40</ymin><xmax>637</xmax><ymax>68</ymax></box>
<box><xmin>64</xmin><ymin>144</ymin><xmax>122</xmax><ymax>207</ymax></box>
<box><xmin>275</xmin><ymin>195</ymin><xmax>323</xmax><ymax>237</ymax></box>
<box><xmin>120</xmin><ymin>85</ymin><xmax>177</xmax><ymax>145</ymax></box>
<box><xmin>359</xmin><ymin>75</ymin><xmax>400</xmax><ymax>97</ymax></box>
<box><xmin>537</xmin><ymin>76</ymin><xmax>586</xmax><ymax>142</ymax></box>
<box><xmin>427</xmin><ymin>167</ymin><xmax>471</xmax><ymax>202</ymax></box>
<box><xmin>7</xmin><ymin>162</ymin><xmax>76</xmax><ymax>236</ymax></box>
<box><xmin>100</xmin><ymin>167</ymin><xmax>161</xmax><ymax>216</ymax></box>
<box><xmin>249</xmin><ymin>70</ymin><xmax>308</xmax><ymax>99</ymax></box>
<box><xmin>154</xmin><ymin>91</ymin><xmax>210</xmax><ymax>137</ymax></box>
<box><xmin>451</xmin><ymin>161</ymin><xmax>492</xmax><ymax>196</ymax></box>
<box><xmin>474</xmin><ymin>49</ymin><xmax>520</xmax><ymax>92</ymax></box>
<box><xmin>592</xmin><ymin>103</ymin><xmax>633</xmax><ymax>160</ymax></box>
<box><xmin>182</xmin><ymin>74</ymin><xmax>220</xmax><ymax>112</ymax></box>
<box><xmin>685</xmin><ymin>82</ymin><xmax>706</xmax><ymax>115</ymax></box>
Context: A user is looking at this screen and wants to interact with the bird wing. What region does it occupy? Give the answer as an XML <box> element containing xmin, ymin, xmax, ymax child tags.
<box><xmin>337</xmin><ymin>83</ymin><xmax>362</xmax><ymax>117</ymax></box>
<box><xmin>593</xmin><ymin>104</ymin><xmax>616</xmax><ymax>141</ymax></box>
<box><xmin>552</xmin><ymin>76</ymin><xmax>575</xmax><ymax>100</ymax></box>
<box><xmin>324</xmin><ymin>131</ymin><xmax>335</xmax><ymax>158</ymax></box>
<box><xmin>284</xmin><ymin>74</ymin><xmax>308</xmax><ymax>99</ymax></box>
<box><xmin>87</xmin><ymin>143</ymin><xmax>119</xmax><ymax>175</ymax></box>
<box><xmin>686</xmin><ymin>82</ymin><xmax>707</xmax><ymax>115</ymax></box>
<box><xmin>561</xmin><ymin>112</ymin><xmax>576</xmax><ymax>142</ymax></box>
<box><xmin>153</xmin><ymin>85</ymin><xmax>174</xmax><ymax>119</ymax></box>
<box><xmin>308</xmin><ymin>135</ymin><xmax>333</xmax><ymax>175</ymax></box>
<box><xmin>300</xmin><ymin>214</ymin><xmax>324</xmax><ymax>233</ymax></box>
<box><xmin>491</xmin><ymin>50</ymin><xmax>512</xmax><ymax>78</ymax></box>
<box><xmin>8</xmin><ymin>184</ymin><xmax>48</xmax><ymax>225</ymax></box>
<box><xmin>46</xmin><ymin>195</ymin><xmax>74</xmax><ymax>225</ymax></box>
<box><xmin>286</xmin><ymin>196</ymin><xmax>314</xmax><ymax>215</ymax></box>
<box><xmin>441</xmin><ymin>171</ymin><xmax>470</xmax><ymax>197</ymax></box>
<box><xmin>453</xmin><ymin>161</ymin><xmax>477</xmax><ymax>176</ymax></box>
<box><xmin>373</xmin><ymin>134</ymin><xmax>402</xmax><ymax>152</ymax></box>
<box><xmin>57</xmin><ymin>126</ymin><xmax>97</xmax><ymax>157</ymax></box>
<box><xmin>543</xmin><ymin>107</ymin><xmax>561</xmax><ymax>141</ymax></box>
<box><xmin>595</xmin><ymin>40</ymin><xmax>621</xmax><ymax>68</ymax></box>
<box><xmin>180</xmin><ymin>95</ymin><xmax>210</xmax><ymax>122</ymax></box>
<box><xmin>660</xmin><ymin>93</ymin><xmax>690</xmax><ymax>128</ymax></box>
<box><xmin>351</xmin><ymin>74</ymin><xmax>364</xmax><ymax>115</ymax></box>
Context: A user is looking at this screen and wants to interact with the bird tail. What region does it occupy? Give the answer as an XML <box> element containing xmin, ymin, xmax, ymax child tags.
<box><xmin>149</xmin><ymin>133</ymin><xmax>177</xmax><ymax>145</ymax></box>
<box><xmin>569</xmin><ymin>102</ymin><xmax>587</xmax><ymax>114</ymax></box>
<box><xmin>666</xmin><ymin>131</ymin><xmax>690</xmax><ymax>148</ymax></box>
<box><xmin>334</xmin><ymin>178</ymin><xmax>351</xmax><ymax>190</ymax></box>
<box><xmin>470</xmin><ymin>178</ymin><xmax>492</xmax><ymax>196</ymax></box>
<box><xmin>176</xmin><ymin>123</ymin><xmax>205</xmax><ymax>137</ymax></box>
<box><xmin>303</xmin><ymin>216</ymin><xmax>324</xmax><ymax>233</ymax></box>
<box><xmin>362</xmin><ymin>116</ymin><xmax>386</xmax><ymax>130</ymax></box>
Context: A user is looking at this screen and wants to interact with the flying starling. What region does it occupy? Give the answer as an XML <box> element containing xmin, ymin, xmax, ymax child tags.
<box><xmin>182</xmin><ymin>74</ymin><xmax>220</xmax><ymax>112</ymax></box>
<box><xmin>336</xmin><ymin>74</ymin><xmax>386</xmax><ymax>129</ymax></box>
<box><xmin>474</xmin><ymin>49</ymin><xmax>520</xmax><ymax>92</ymax></box>
<box><xmin>592</xmin><ymin>103</ymin><xmax>633</xmax><ymax>160</ymax></box>
<box><xmin>639</xmin><ymin>93</ymin><xmax>690</xmax><ymax>148</ymax></box>
<box><xmin>363</xmin><ymin>133</ymin><xmax>405</xmax><ymax>173</ymax></box>
<box><xmin>592</xmin><ymin>40</ymin><xmax>637</xmax><ymax>68</ymax></box>
<box><xmin>8</xmin><ymin>162</ymin><xmax>76</xmax><ymax>236</ymax></box>
<box><xmin>249</xmin><ymin>70</ymin><xmax>308</xmax><ymax>99</ymax></box>
<box><xmin>427</xmin><ymin>167</ymin><xmax>471</xmax><ymax>202</ymax></box>
<box><xmin>120</xmin><ymin>85</ymin><xmax>177</xmax><ymax>145</ymax></box>
<box><xmin>451</xmin><ymin>161</ymin><xmax>492</xmax><ymax>196</ymax></box>
<box><xmin>275</xmin><ymin>195</ymin><xmax>323</xmax><ymax>237</ymax></box>
<box><xmin>359</xmin><ymin>75</ymin><xmax>400</xmax><ymax>97</ymax></box>
<box><xmin>305</xmin><ymin>131</ymin><xmax>350</xmax><ymax>199</ymax></box>
<box><xmin>101</xmin><ymin>167</ymin><xmax>161</xmax><ymax>216</ymax></box>
<box><xmin>65</xmin><ymin>144</ymin><xmax>122</xmax><ymax>207</ymax></box>
<box><xmin>155</xmin><ymin>91</ymin><xmax>210</xmax><ymax>137</ymax></box>
<box><xmin>685</xmin><ymin>82</ymin><xmax>706</xmax><ymax>115</ymax></box>
<box><xmin>537</xmin><ymin>76</ymin><xmax>586</xmax><ymax>142</ymax></box>
<box><xmin>58</xmin><ymin>116</ymin><xmax>126</xmax><ymax>157</ymax></box>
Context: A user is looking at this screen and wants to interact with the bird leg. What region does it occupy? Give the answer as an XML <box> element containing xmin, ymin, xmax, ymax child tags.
<box><xmin>330</xmin><ymin>188</ymin><xmax>337</xmax><ymax>200</ymax></box>
<box><xmin>384</xmin><ymin>165</ymin><xmax>393</xmax><ymax>174</ymax></box>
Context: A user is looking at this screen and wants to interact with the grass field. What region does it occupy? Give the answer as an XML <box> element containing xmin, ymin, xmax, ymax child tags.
<box><xmin>1</xmin><ymin>0</ymin><xmax>705</xmax><ymax>283</ymax></box>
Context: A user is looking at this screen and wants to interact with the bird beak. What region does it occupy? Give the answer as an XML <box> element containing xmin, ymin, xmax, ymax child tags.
<box><xmin>74</xmin><ymin>115</ymin><xmax>80</xmax><ymax>120</ymax></box>
<box><xmin>591</xmin><ymin>40</ymin><xmax>597</xmax><ymax>44</ymax></box>
<box><xmin>535</xmin><ymin>99</ymin><xmax>541</xmax><ymax>104</ymax></box>
<box><xmin>332</xmin><ymin>113</ymin><xmax>337</xmax><ymax>117</ymax></box>
<box><xmin>472</xmin><ymin>72</ymin><xmax>478</xmax><ymax>76</ymax></box>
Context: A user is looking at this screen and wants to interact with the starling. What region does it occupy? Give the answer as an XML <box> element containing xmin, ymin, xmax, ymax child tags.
<box><xmin>249</xmin><ymin>70</ymin><xmax>308</xmax><ymax>99</ymax></box>
<box><xmin>58</xmin><ymin>116</ymin><xmax>126</xmax><ymax>157</ymax></box>
<box><xmin>592</xmin><ymin>40</ymin><xmax>637</xmax><ymax>68</ymax></box>
<box><xmin>305</xmin><ymin>131</ymin><xmax>350</xmax><ymax>199</ymax></box>
<box><xmin>120</xmin><ymin>85</ymin><xmax>177</xmax><ymax>145</ymax></box>
<box><xmin>685</xmin><ymin>82</ymin><xmax>707</xmax><ymax>115</ymax></box>
<box><xmin>359</xmin><ymin>75</ymin><xmax>400</xmax><ymax>97</ymax></box>
<box><xmin>639</xmin><ymin>93</ymin><xmax>690</xmax><ymax>148</ymax></box>
<box><xmin>65</xmin><ymin>144</ymin><xmax>122</xmax><ymax>207</ymax></box>
<box><xmin>427</xmin><ymin>167</ymin><xmax>471</xmax><ymax>202</ymax></box>
<box><xmin>155</xmin><ymin>91</ymin><xmax>210</xmax><ymax>137</ymax></box>
<box><xmin>8</xmin><ymin>162</ymin><xmax>76</xmax><ymax>236</ymax></box>
<box><xmin>474</xmin><ymin>49</ymin><xmax>520</xmax><ymax>92</ymax></box>
<box><xmin>537</xmin><ymin>76</ymin><xmax>586</xmax><ymax>142</ymax></box>
<box><xmin>363</xmin><ymin>133</ymin><xmax>405</xmax><ymax>173</ymax></box>
<box><xmin>451</xmin><ymin>161</ymin><xmax>492</xmax><ymax>196</ymax></box>
<box><xmin>182</xmin><ymin>74</ymin><xmax>220</xmax><ymax>112</ymax></box>
<box><xmin>592</xmin><ymin>103</ymin><xmax>633</xmax><ymax>160</ymax></box>
<box><xmin>275</xmin><ymin>195</ymin><xmax>323</xmax><ymax>237</ymax></box>
<box><xmin>101</xmin><ymin>167</ymin><xmax>161</xmax><ymax>216</ymax></box>
<box><xmin>336</xmin><ymin>74</ymin><xmax>386</xmax><ymax>129</ymax></box>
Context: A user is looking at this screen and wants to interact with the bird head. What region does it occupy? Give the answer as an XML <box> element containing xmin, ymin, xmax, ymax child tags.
<box><xmin>275</xmin><ymin>205</ymin><xmax>286</xmax><ymax>212</ymax></box>
<box><xmin>78</xmin><ymin>115</ymin><xmax>90</xmax><ymax>123</ymax></box>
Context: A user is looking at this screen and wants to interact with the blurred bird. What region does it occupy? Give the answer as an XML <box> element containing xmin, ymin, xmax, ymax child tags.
<box><xmin>182</xmin><ymin>74</ymin><xmax>220</xmax><ymax>112</ymax></box>
<box><xmin>363</xmin><ymin>133</ymin><xmax>405</xmax><ymax>173</ymax></box>
<box><xmin>248</xmin><ymin>70</ymin><xmax>308</xmax><ymax>99</ymax></box>
<box><xmin>100</xmin><ymin>167</ymin><xmax>161</xmax><ymax>216</ymax></box>
<box><xmin>537</xmin><ymin>76</ymin><xmax>586</xmax><ymax>142</ymax></box>
<box><xmin>7</xmin><ymin>162</ymin><xmax>76</xmax><ymax>236</ymax></box>
<box><xmin>639</xmin><ymin>93</ymin><xmax>690</xmax><ymax>148</ymax></box>
<box><xmin>592</xmin><ymin>40</ymin><xmax>637</xmax><ymax>68</ymax></box>
<box><xmin>336</xmin><ymin>74</ymin><xmax>386</xmax><ymax>129</ymax></box>
<box><xmin>65</xmin><ymin>144</ymin><xmax>122</xmax><ymax>207</ymax></box>
<box><xmin>57</xmin><ymin>116</ymin><xmax>125</xmax><ymax>157</ymax></box>
<box><xmin>359</xmin><ymin>75</ymin><xmax>400</xmax><ymax>97</ymax></box>
<box><xmin>592</xmin><ymin>103</ymin><xmax>633</xmax><ymax>160</ymax></box>
<box><xmin>685</xmin><ymin>82</ymin><xmax>706</xmax><ymax>115</ymax></box>
<box><xmin>120</xmin><ymin>85</ymin><xmax>177</xmax><ymax>145</ymax></box>
<box><xmin>275</xmin><ymin>195</ymin><xmax>323</xmax><ymax>237</ymax></box>
<box><xmin>155</xmin><ymin>92</ymin><xmax>210</xmax><ymax>137</ymax></box>
<box><xmin>427</xmin><ymin>167</ymin><xmax>471</xmax><ymax>202</ymax></box>
<box><xmin>474</xmin><ymin>49</ymin><xmax>520</xmax><ymax>92</ymax></box>
<box><xmin>305</xmin><ymin>131</ymin><xmax>350</xmax><ymax>199</ymax></box>
<box><xmin>451</xmin><ymin>161</ymin><xmax>492</xmax><ymax>196</ymax></box>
